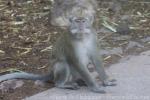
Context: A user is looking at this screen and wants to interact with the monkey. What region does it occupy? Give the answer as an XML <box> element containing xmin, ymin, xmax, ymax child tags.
<box><xmin>0</xmin><ymin>16</ymin><xmax>116</xmax><ymax>93</ymax></box>
<box><xmin>50</xmin><ymin>0</ymin><xmax>98</xmax><ymax>27</ymax></box>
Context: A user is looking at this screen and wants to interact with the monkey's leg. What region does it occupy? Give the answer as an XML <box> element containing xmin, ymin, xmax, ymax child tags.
<box><xmin>91</xmin><ymin>54</ymin><xmax>117</xmax><ymax>86</ymax></box>
<box><xmin>70</xmin><ymin>66</ymin><xmax>86</xmax><ymax>86</ymax></box>
<box><xmin>53</xmin><ymin>61</ymin><xmax>79</xmax><ymax>90</ymax></box>
<box><xmin>73</xmin><ymin>56</ymin><xmax>105</xmax><ymax>93</ymax></box>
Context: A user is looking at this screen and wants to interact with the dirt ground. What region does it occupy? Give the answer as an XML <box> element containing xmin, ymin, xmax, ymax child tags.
<box><xmin>0</xmin><ymin>0</ymin><xmax>150</xmax><ymax>100</ymax></box>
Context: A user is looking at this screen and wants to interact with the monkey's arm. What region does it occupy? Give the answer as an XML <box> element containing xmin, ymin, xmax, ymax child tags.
<box><xmin>70</xmin><ymin>48</ymin><xmax>105</xmax><ymax>93</ymax></box>
<box><xmin>0</xmin><ymin>72</ymin><xmax>53</xmax><ymax>82</ymax></box>
<box><xmin>91</xmin><ymin>53</ymin><xmax>108</xmax><ymax>81</ymax></box>
<box><xmin>91</xmin><ymin>49</ymin><xmax>116</xmax><ymax>86</ymax></box>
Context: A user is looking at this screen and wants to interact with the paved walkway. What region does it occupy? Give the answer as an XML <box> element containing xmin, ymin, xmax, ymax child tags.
<box><xmin>24</xmin><ymin>51</ymin><xmax>150</xmax><ymax>100</ymax></box>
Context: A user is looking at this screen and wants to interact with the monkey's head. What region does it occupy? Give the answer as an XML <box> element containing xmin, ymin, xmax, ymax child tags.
<box><xmin>68</xmin><ymin>17</ymin><xmax>92</xmax><ymax>39</ymax></box>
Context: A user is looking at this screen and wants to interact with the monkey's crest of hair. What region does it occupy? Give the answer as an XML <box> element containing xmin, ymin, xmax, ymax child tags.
<box><xmin>70</xmin><ymin>6</ymin><xmax>91</xmax><ymax>19</ymax></box>
<box><xmin>50</xmin><ymin>0</ymin><xmax>97</xmax><ymax>27</ymax></box>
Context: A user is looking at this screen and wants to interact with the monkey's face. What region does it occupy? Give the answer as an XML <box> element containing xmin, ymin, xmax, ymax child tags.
<box><xmin>69</xmin><ymin>17</ymin><xmax>92</xmax><ymax>39</ymax></box>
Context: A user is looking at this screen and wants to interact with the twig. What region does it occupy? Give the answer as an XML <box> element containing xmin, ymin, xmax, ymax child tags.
<box><xmin>99</xmin><ymin>33</ymin><xmax>113</xmax><ymax>40</ymax></box>
<box><xmin>12</xmin><ymin>47</ymin><xmax>32</xmax><ymax>55</ymax></box>
<box><xmin>0</xmin><ymin>68</ymin><xmax>23</xmax><ymax>75</ymax></box>
<box><xmin>41</xmin><ymin>46</ymin><xmax>53</xmax><ymax>52</ymax></box>
<box><xmin>37</xmin><ymin>65</ymin><xmax>47</xmax><ymax>70</ymax></box>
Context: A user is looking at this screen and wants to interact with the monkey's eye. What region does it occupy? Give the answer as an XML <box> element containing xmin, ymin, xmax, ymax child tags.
<box><xmin>75</xmin><ymin>19</ymin><xmax>86</xmax><ymax>23</ymax></box>
<box><xmin>82</xmin><ymin>20</ymin><xmax>86</xmax><ymax>23</ymax></box>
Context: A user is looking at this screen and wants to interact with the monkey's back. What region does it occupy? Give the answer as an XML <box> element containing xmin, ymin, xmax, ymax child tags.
<box><xmin>51</xmin><ymin>33</ymin><xmax>74</xmax><ymax>62</ymax></box>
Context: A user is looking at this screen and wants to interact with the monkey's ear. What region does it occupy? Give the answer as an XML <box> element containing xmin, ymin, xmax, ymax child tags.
<box><xmin>88</xmin><ymin>16</ymin><xmax>94</xmax><ymax>25</ymax></box>
<box><xmin>69</xmin><ymin>17</ymin><xmax>73</xmax><ymax>22</ymax></box>
<box><xmin>69</xmin><ymin>16</ymin><xmax>75</xmax><ymax>23</ymax></box>
<box><xmin>68</xmin><ymin>17</ymin><xmax>73</xmax><ymax>26</ymax></box>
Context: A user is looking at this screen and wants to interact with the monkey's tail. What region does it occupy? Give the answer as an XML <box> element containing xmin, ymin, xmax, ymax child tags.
<box><xmin>0</xmin><ymin>72</ymin><xmax>53</xmax><ymax>82</ymax></box>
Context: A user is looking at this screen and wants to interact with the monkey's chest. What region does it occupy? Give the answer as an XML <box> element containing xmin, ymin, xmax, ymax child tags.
<box><xmin>73</xmin><ymin>38</ymin><xmax>95</xmax><ymax>55</ymax></box>
<box><xmin>82</xmin><ymin>37</ymin><xmax>95</xmax><ymax>50</ymax></box>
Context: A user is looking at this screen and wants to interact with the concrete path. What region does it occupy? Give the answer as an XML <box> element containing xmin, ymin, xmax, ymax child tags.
<box><xmin>24</xmin><ymin>51</ymin><xmax>150</xmax><ymax>100</ymax></box>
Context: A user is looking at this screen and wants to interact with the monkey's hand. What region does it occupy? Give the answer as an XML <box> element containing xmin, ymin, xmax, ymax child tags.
<box><xmin>102</xmin><ymin>77</ymin><xmax>117</xmax><ymax>87</ymax></box>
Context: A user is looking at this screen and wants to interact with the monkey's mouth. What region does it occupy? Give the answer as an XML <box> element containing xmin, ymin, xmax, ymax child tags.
<box><xmin>69</xmin><ymin>32</ymin><xmax>84</xmax><ymax>40</ymax></box>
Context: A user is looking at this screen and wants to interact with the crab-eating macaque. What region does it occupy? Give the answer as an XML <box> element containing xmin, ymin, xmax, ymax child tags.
<box><xmin>0</xmin><ymin>16</ymin><xmax>116</xmax><ymax>93</ymax></box>
<box><xmin>50</xmin><ymin>0</ymin><xmax>98</xmax><ymax>27</ymax></box>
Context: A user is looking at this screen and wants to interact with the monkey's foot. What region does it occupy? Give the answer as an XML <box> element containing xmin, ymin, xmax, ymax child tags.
<box><xmin>102</xmin><ymin>78</ymin><xmax>117</xmax><ymax>87</ymax></box>
<box><xmin>57</xmin><ymin>83</ymin><xmax>80</xmax><ymax>90</ymax></box>
<box><xmin>90</xmin><ymin>86</ymin><xmax>106</xmax><ymax>93</ymax></box>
